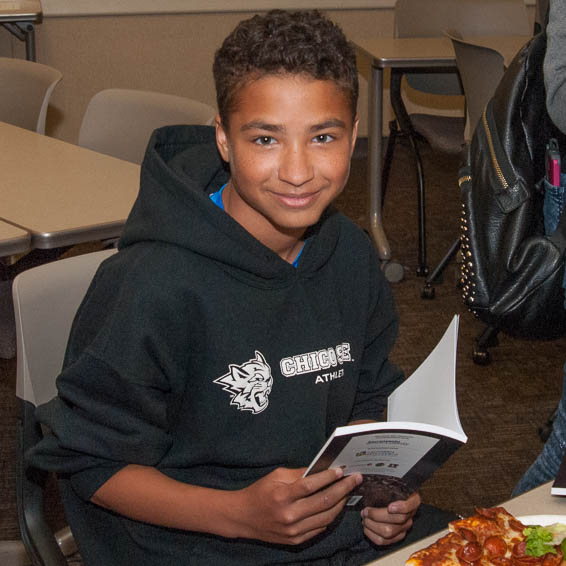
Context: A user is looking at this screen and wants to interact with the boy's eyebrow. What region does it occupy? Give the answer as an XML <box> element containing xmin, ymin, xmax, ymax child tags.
<box><xmin>310</xmin><ymin>119</ymin><xmax>347</xmax><ymax>132</ymax></box>
<box><xmin>240</xmin><ymin>121</ymin><xmax>283</xmax><ymax>133</ymax></box>
<box><xmin>240</xmin><ymin>119</ymin><xmax>347</xmax><ymax>133</ymax></box>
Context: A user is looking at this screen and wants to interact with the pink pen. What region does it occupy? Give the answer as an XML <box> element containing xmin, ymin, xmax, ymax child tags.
<box><xmin>546</xmin><ymin>138</ymin><xmax>561</xmax><ymax>187</ymax></box>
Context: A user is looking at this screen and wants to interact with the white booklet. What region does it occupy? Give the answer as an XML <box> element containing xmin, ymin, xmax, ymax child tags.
<box><xmin>304</xmin><ymin>315</ymin><xmax>466</xmax><ymax>508</ymax></box>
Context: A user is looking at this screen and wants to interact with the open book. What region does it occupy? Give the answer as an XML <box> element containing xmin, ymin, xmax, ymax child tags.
<box><xmin>304</xmin><ymin>315</ymin><xmax>467</xmax><ymax>508</ymax></box>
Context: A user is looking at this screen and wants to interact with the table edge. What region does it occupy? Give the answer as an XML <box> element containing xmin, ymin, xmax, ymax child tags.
<box><xmin>31</xmin><ymin>220</ymin><xmax>125</xmax><ymax>249</ymax></box>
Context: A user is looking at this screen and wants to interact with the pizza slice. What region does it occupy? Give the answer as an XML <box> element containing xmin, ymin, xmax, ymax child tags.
<box><xmin>406</xmin><ymin>506</ymin><xmax>565</xmax><ymax>565</ymax></box>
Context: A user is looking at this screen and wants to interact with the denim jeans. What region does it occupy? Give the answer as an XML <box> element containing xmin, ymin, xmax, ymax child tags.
<box><xmin>543</xmin><ymin>175</ymin><xmax>566</xmax><ymax>235</ymax></box>
<box><xmin>513</xmin><ymin>364</ymin><xmax>566</xmax><ymax>495</ymax></box>
<box><xmin>513</xmin><ymin>173</ymin><xmax>566</xmax><ymax>496</ymax></box>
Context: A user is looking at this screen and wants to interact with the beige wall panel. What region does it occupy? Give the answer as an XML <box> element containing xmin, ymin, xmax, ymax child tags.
<box><xmin>0</xmin><ymin>29</ymin><xmax>27</xmax><ymax>59</ymax></box>
<box><xmin>36</xmin><ymin>10</ymin><xmax>392</xmax><ymax>142</ymax></box>
<box><xmin>38</xmin><ymin>13</ymin><xmax>243</xmax><ymax>141</ymax></box>
<box><xmin>0</xmin><ymin>30</ymin><xmax>13</xmax><ymax>57</ymax></box>
<box><xmin>329</xmin><ymin>10</ymin><xmax>395</xmax><ymax>139</ymax></box>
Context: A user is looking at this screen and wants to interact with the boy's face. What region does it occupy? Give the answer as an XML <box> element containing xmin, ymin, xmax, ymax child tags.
<box><xmin>216</xmin><ymin>74</ymin><xmax>358</xmax><ymax>248</ymax></box>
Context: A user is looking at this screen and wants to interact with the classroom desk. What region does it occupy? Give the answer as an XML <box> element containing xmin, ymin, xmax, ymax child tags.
<box><xmin>0</xmin><ymin>1</ymin><xmax>42</xmax><ymax>61</ymax></box>
<box><xmin>364</xmin><ymin>481</ymin><xmax>564</xmax><ymax>565</ymax></box>
<box><xmin>353</xmin><ymin>35</ymin><xmax>530</xmax><ymax>280</ymax></box>
<box><xmin>0</xmin><ymin>219</ymin><xmax>30</xmax><ymax>256</ymax></box>
<box><xmin>0</xmin><ymin>121</ymin><xmax>141</xmax><ymax>249</ymax></box>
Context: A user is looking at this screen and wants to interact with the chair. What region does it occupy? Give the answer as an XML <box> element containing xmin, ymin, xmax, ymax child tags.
<box><xmin>14</xmin><ymin>249</ymin><xmax>117</xmax><ymax>566</ymax></box>
<box><xmin>78</xmin><ymin>88</ymin><xmax>216</xmax><ymax>164</ymax></box>
<box><xmin>421</xmin><ymin>34</ymin><xmax>505</xmax><ymax>304</ymax></box>
<box><xmin>383</xmin><ymin>0</ymin><xmax>530</xmax><ymax>276</ymax></box>
<box><xmin>448</xmin><ymin>35</ymin><xmax>505</xmax><ymax>139</ymax></box>
<box><xmin>0</xmin><ymin>57</ymin><xmax>62</xmax><ymax>135</ymax></box>
<box><xmin>534</xmin><ymin>0</ymin><xmax>549</xmax><ymax>34</ymax></box>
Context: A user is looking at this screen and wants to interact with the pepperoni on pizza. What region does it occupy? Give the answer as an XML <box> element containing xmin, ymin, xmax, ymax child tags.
<box><xmin>406</xmin><ymin>507</ymin><xmax>564</xmax><ymax>565</ymax></box>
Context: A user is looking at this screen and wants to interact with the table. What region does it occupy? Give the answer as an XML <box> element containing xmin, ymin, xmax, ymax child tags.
<box><xmin>364</xmin><ymin>481</ymin><xmax>565</xmax><ymax>565</ymax></box>
<box><xmin>0</xmin><ymin>121</ymin><xmax>141</xmax><ymax>249</ymax></box>
<box><xmin>353</xmin><ymin>35</ymin><xmax>530</xmax><ymax>281</ymax></box>
<box><xmin>0</xmin><ymin>1</ymin><xmax>42</xmax><ymax>61</ymax></box>
<box><xmin>0</xmin><ymin>219</ymin><xmax>30</xmax><ymax>256</ymax></box>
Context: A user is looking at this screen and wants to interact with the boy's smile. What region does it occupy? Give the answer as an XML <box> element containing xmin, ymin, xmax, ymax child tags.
<box><xmin>216</xmin><ymin>75</ymin><xmax>358</xmax><ymax>262</ymax></box>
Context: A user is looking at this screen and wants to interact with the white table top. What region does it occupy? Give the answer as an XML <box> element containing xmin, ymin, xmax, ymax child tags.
<box><xmin>0</xmin><ymin>122</ymin><xmax>141</xmax><ymax>249</ymax></box>
<box><xmin>0</xmin><ymin>219</ymin><xmax>30</xmax><ymax>256</ymax></box>
<box><xmin>0</xmin><ymin>1</ymin><xmax>41</xmax><ymax>22</ymax></box>
<box><xmin>363</xmin><ymin>482</ymin><xmax>564</xmax><ymax>565</ymax></box>
<box><xmin>354</xmin><ymin>35</ymin><xmax>530</xmax><ymax>69</ymax></box>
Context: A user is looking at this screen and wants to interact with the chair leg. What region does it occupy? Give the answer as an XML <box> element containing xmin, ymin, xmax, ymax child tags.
<box><xmin>17</xmin><ymin>400</ymin><xmax>69</xmax><ymax>566</ymax></box>
<box><xmin>381</xmin><ymin>120</ymin><xmax>398</xmax><ymax>208</ymax></box>
<box><xmin>389</xmin><ymin>71</ymin><xmax>417</xmax><ymax>136</ymax></box>
<box><xmin>389</xmin><ymin>70</ymin><xmax>428</xmax><ymax>276</ymax></box>
<box><xmin>472</xmin><ymin>325</ymin><xmax>500</xmax><ymax>365</ymax></box>
<box><xmin>408</xmin><ymin>134</ymin><xmax>428</xmax><ymax>276</ymax></box>
<box><xmin>421</xmin><ymin>238</ymin><xmax>460</xmax><ymax>299</ymax></box>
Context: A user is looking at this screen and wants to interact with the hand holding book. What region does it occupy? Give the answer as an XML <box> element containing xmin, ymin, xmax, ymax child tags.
<box><xmin>304</xmin><ymin>315</ymin><xmax>466</xmax><ymax>508</ymax></box>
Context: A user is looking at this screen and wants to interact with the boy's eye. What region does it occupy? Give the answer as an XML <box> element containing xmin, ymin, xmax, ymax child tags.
<box><xmin>313</xmin><ymin>134</ymin><xmax>334</xmax><ymax>144</ymax></box>
<box><xmin>254</xmin><ymin>136</ymin><xmax>276</xmax><ymax>146</ymax></box>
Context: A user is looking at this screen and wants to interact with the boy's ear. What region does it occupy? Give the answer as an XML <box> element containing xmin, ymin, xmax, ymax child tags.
<box><xmin>215</xmin><ymin>114</ymin><xmax>230</xmax><ymax>163</ymax></box>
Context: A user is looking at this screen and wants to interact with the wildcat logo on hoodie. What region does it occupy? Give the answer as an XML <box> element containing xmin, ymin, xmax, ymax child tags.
<box><xmin>214</xmin><ymin>351</ymin><xmax>273</xmax><ymax>414</ymax></box>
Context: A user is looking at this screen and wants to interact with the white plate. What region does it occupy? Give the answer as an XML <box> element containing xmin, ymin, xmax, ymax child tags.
<box><xmin>519</xmin><ymin>515</ymin><xmax>566</xmax><ymax>526</ymax></box>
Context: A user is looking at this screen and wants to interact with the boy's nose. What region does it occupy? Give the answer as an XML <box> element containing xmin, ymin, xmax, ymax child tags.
<box><xmin>278</xmin><ymin>146</ymin><xmax>314</xmax><ymax>187</ymax></box>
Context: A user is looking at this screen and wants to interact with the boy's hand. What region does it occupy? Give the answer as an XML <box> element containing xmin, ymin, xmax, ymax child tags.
<box><xmin>361</xmin><ymin>491</ymin><xmax>421</xmax><ymax>546</ymax></box>
<box><xmin>234</xmin><ymin>467</ymin><xmax>362</xmax><ymax>545</ymax></box>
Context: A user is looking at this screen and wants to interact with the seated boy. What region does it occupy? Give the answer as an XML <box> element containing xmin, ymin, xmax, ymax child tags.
<box><xmin>30</xmin><ymin>9</ymin><xmax>454</xmax><ymax>565</ymax></box>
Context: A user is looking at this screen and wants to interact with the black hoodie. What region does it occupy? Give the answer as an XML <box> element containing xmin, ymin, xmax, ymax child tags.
<box><xmin>30</xmin><ymin>125</ymin><xmax>403</xmax><ymax>565</ymax></box>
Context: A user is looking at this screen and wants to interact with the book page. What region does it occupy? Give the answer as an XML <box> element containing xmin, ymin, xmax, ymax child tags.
<box><xmin>332</xmin><ymin>432</ymin><xmax>439</xmax><ymax>478</ymax></box>
<box><xmin>387</xmin><ymin>315</ymin><xmax>466</xmax><ymax>439</ymax></box>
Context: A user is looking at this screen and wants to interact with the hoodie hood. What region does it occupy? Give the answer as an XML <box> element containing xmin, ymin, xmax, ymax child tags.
<box><xmin>119</xmin><ymin>125</ymin><xmax>341</xmax><ymax>284</ymax></box>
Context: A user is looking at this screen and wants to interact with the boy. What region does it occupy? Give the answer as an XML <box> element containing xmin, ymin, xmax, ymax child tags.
<box><xmin>30</xmin><ymin>10</ymin><xmax>453</xmax><ymax>565</ymax></box>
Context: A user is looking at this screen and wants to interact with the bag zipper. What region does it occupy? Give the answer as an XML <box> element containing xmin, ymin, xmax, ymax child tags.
<box><xmin>482</xmin><ymin>108</ymin><xmax>508</xmax><ymax>189</ymax></box>
<box><xmin>481</xmin><ymin>104</ymin><xmax>517</xmax><ymax>191</ymax></box>
<box><xmin>458</xmin><ymin>175</ymin><xmax>471</xmax><ymax>188</ymax></box>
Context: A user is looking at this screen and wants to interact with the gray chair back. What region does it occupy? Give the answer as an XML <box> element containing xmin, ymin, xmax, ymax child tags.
<box><xmin>78</xmin><ymin>88</ymin><xmax>216</xmax><ymax>164</ymax></box>
<box><xmin>447</xmin><ymin>33</ymin><xmax>505</xmax><ymax>139</ymax></box>
<box><xmin>535</xmin><ymin>0</ymin><xmax>549</xmax><ymax>33</ymax></box>
<box><xmin>0</xmin><ymin>57</ymin><xmax>62</xmax><ymax>134</ymax></box>
<box><xmin>395</xmin><ymin>0</ymin><xmax>529</xmax><ymax>95</ymax></box>
<box><xmin>14</xmin><ymin>249</ymin><xmax>117</xmax><ymax>408</ymax></box>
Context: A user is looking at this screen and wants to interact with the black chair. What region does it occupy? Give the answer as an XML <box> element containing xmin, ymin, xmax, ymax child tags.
<box><xmin>384</xmin><ymin>0</ymin><xmax>530</xmax><ymax>277</ymax></box>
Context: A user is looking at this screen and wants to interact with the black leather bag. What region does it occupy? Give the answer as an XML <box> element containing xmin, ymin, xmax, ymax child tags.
<box><xmin>459</xmin><ymin>32</ymin><xmax>566</xmax><ymax>339</ymax></box>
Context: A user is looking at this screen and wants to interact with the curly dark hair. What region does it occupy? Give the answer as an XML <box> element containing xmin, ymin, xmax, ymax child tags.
<box><xmin>213</xmin><ymin>10</ymin><xmax>359</xmax><ymax>126</ymax></box>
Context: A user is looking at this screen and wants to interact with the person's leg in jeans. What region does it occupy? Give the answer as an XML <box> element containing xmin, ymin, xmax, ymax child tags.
<box><xmin>513</xmin><ymin>175</ymin><xmax>566</xmax><ymax>496</ymax></box>
<box><xmin>513</xmin><ymin>363</ymin><xmax>566</xmax><ymax>496</ymax></box>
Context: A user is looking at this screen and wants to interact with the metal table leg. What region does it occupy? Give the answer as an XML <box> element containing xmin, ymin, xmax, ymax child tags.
<box><xmin>368</xmin><ymin>65</ymin><xmax>404</xmax><ymax>283</ymax></box>
<box><xmin>2</xmin><ymin>22</ymin><xmax>36</xmax><ymax>61</ymax></box>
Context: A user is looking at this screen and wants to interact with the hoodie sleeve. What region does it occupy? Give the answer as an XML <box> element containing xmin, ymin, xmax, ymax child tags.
<box><xmin>28</xmin><ymin>250</ymin><xmax>190</xmax><ymax>502</ymax></box>
<box><xmin>31</xmin><ymin>355</ymin><xmax>174</xmax><ymax>501</ymax></box>
<box><xmin>349</xmin><ymin>245</ymin><xmax>403</xmax><ymax>422</ymax></box>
